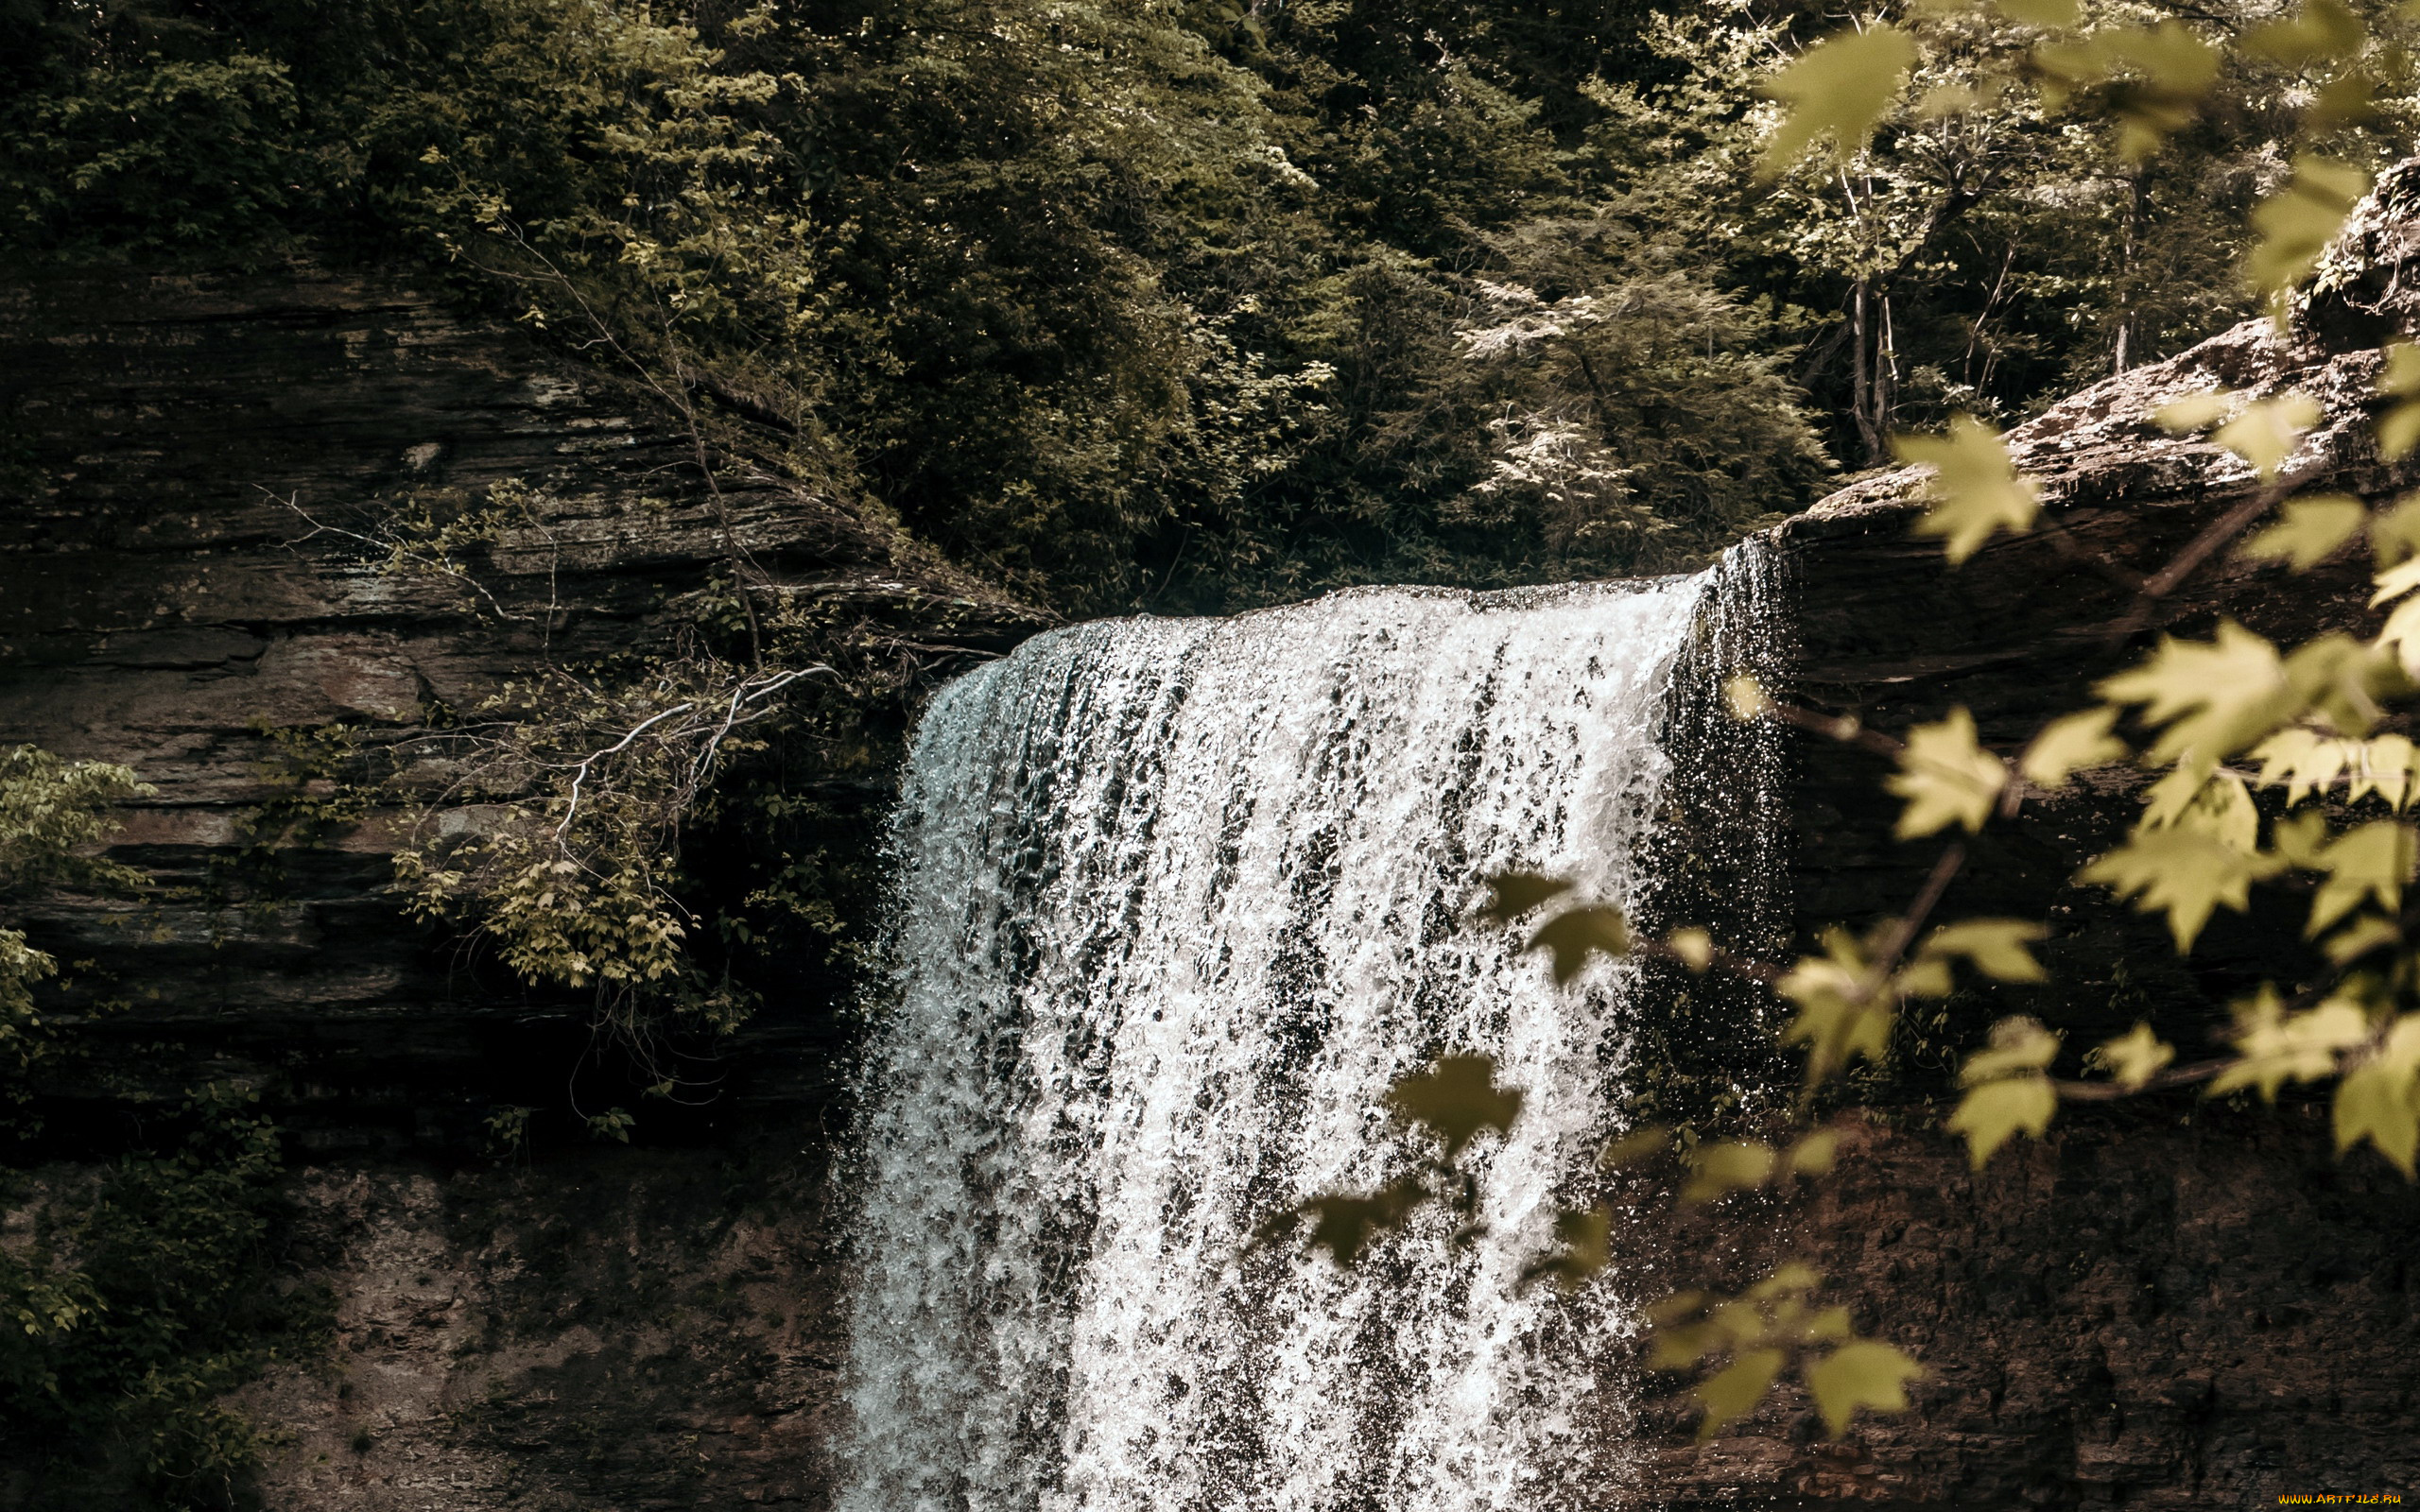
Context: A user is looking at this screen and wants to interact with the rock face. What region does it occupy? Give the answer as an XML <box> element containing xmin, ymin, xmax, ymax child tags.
<box><xmin>9</xmin><ymin>164</ymin><xmax>2420</xmax><ymax>1505</ymax></box>
<box><xmin>1620</xmin><ymin>164</ymin><xmax>2420</xmax><ymax>1505</ymax></box>
<box><xmin>0</xmin><ymin>262</ymin><xmax>1040</xmax><ymax>1506</ymax></box>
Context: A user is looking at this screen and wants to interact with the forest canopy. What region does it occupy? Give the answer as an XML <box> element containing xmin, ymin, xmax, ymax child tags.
<box><xmin>7</xmin><ymin>0</ymin><xmax>2414</xmax><ymax>609</ymax></box>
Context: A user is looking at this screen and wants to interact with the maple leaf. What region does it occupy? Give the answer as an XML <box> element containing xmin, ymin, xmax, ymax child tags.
<box><xmin>1385</xmin><ymin>1054</ymin><xmax>1523</xmax><ymax>1157</ymax></box>
<box><xmin>1756</xmin><ymin>26</ymin><xmax>1919</xmax><ymax>180</ymax></box>
<box><xmin>2020</xmin><ymin>707</ymin><xmax>2129</xmax><ymax>788</ymax></box>
<box><xmin>2212</xmin><ymin>391</ymin><xmax>2323</xmax><ymax>477</ymax></box>
<box><xmin>2153</xmin><ymin>387</ymin><xmax>2238</xmax><ymax>433</ymax></box>
<box><xmin>2248</xmin><ymin>158</ymin><xmax>2369</xmax><ymax>301</ymax></box>
<box><xmin>2078</xmin><ymin>826</ymin><xmax>2287</xmax><ymax>951</ymax></box>
<box><xmin>1806</xmin><ymin>1341</ymin><xmax>1923</xmax><ymax>1438</ymax></box>
<box><xmin>2033</xmin><ymin>22</ymin><xmax>2221</xmax><ymax>161</ymax></box>
<box><xmin>2306</xmin><ymin>819</ymin><xmax>2415</xmax><ymax>936</ymax></box>
<box><xmin>1887</xmin><ymin>708</ymin><xmax>2009</xmax><ymax>836</ymax></box>
<box><xmin>1476</xmin><ymin>869</ymin><xmax>1573</xmax><ymax>924</ymax></box>
<box><xmin>2377</xmin><ymin>346</ymin><xmax>2420</xmax><ymax>462</ymax></box>
<box><xmin>1695</xmin><ymin>1349</ymin><xmax>1786</xmax><ymax>1439</ymax></box>
<box><xmin>2239</xmin><ymin>0</ymin><xmax>2365</xmax><ymax>68</ymax></box>
<box><xmin>1918</xmin><ymin>919</ymin><xmax>2049</xmax><ymax>982</ymax></box>
<box><xmin>2095</xmin><ymin>621</ymin><xmax>2291</xmax><ymax>763</ymax></box>
<box><xmin>1598</xmin><ymin>1124</ymin><xmax>1670</xmax><ymax>1169</ymax></box>
<box><xmin>1664</xmin><ymin>926</ymin><xmax>1715</xmax><ymax>971</ymax></box>
<box><xmin>1520</xmin><ymin>1204</ymin><xmax>1613</xmax><ymax>1293</ymax></box>
<box><xmin>2238</xmin><ymin>493</ymin><xmax>2366</xmax><ymax>570</ymax></box>
<box><xmin>1960</xmin><ymin>1015</ymin><xmax>2062</xmax><ymax>1083</ymax></box>
<box><xmin>1778</xmin><ymin>939</ymin><xmax>1895</xmax><ymax>1087</ymax></box>
<box><xmin>1526</xmin><ymin>904</ymin><xmax>1631</xmax><ymax>985</ymax></box>
<box><xmin>2091</xmin><ymin>1022</ymin><xmax>2177</xmax><ymax>1090</ymax></box>
<box><xmin>1787</xmin><ymin>1129</ymin><xmax>1840</xmax><ymax>1174</ymax></box>
<box><xmin>2212</xmin><ymin>990</ymin><xmax>2370</xmax><ymax>1100</ymax></box>
<box><xmin>1895</xmin><ymin>416</ymin><xmax>2041</xmax><ymax>564</ymax></box>
<box><xmin>2334</xmin><ymin>1014</ymin><xmax>2420</xmax><ymax>1177</ymax></box>
<box><xmin>1946</xmin><ymin>1075</ymin><xmax>2057</xmax><ymax>1167</ymax></box>
<box><xmin>1682</xmin><ymin>1141</ymin><xmax>1776</xmax><ymax>1204</ymax></box>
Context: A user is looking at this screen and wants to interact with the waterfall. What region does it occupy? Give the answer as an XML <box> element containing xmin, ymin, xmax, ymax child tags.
<box><xmin>843</xmin><ymin>559</ymin><xmax>1775</xmax><ymax>1512</ymax></box>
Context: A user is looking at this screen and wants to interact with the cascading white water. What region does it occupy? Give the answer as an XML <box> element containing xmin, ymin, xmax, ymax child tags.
<box><xmin>843</xmin><ymin>564</ymin><xmax>1757</xmax><ymax>1512</ymax></box>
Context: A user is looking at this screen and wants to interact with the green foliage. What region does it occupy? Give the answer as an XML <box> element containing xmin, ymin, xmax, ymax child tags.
<box><xmin>1</xmin><ymin>1088</ymin><xmax>314</xmax><ymax>1506</ymax></box>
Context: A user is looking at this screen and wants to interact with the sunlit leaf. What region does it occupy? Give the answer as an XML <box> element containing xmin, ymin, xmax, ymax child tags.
<box><xmin>2138</xmin><ymin>766</ymin><xmax>2260</xmax><ymax>852</ymax></box>
<box><xmin>2371</xmin><ymin>487</ymin><xmax>2420</xmax><ymax>562</ymax></box>
<box><xmin>1521</xmin><ymin>1204</ymin><xmax>1614</xmax><ymax>1292</ymax></box>
<box><xmin>1779</xmin><ymin>936</ymin><xmax>1895</xmax><ymax>1085</ymax></box>
<box><xmin>1896</xmin><ymin>416</ymin><xmax>2041</xmax><ymax>564</ymax></box>
<box><xmin>1599</xmin><ymin>1124</ymin><xmax>1671</xmax><ymax>1168</ymax></box>
<box><xmin>2239</xmin><ymin>493</ymin><xmax>2366</xmax><ymax>570</ymax></box>
<box><xmin>2033</xmin><ymin>23</ymin><xmax>2221</xmax><ymax>161</ymax></box>
<box><xmin>1526</xmin><ymin>904</ymin><xmax>1631</xmax><ymax>985</ymax></box>
<box><xmin>2308</xmin><ymin>69</ymin><xmax>2378</xmax><ymax>131</ymax></box>
<box><xmin>2323</xmin><ymin>912</ymin><xmax>2403</xmax><ymax>964</ymax></box>
<box><xmin>1682</xmin><ymin>1141</ymin><xmax>1776</xmax><ymax>1203</ymax></box>
<box><xmin>1787</xmin><ymin>1128</ymin><xmax>1840</xmax><ymax>1174</ymax></box>
<box><xmin>2091</xmin><ymin>1022</ymin><xmax>2176</xmax><ymax>1090</ymax></box>
<box><xmin>2154</xmin><ymin>387</ymin><xmax>2237</xmax><ymax>433</ymax></box>
<box><xmin>1386</xmin><ymin>1054</ymin><xmax>1524</xmax><ymax>1157</ymax></box>
<box><xmin>1806</xmin><ymin>1340</ymin><xmax>1923</xmax><ymax>1437</ymax></box>
<box><xmin>2248</xmin><ymin>159</ymin><xmax>2369</xmax><ymax>300</ymax></box>
<box><xmin>2306</xmin><ymin>819</ymin><xmax>2415</xmax><ymax>936</ymax></box>
<box><xmin>1920</xmin><ymin>919</ymin><xmax>2050</xmax><ymax>982</ymax></box>
<box><xmin>2376</xmin><ymin>347</ymin><xmax>2420</xmax><ymax>462</ymax></box>
<box><xmin>2095</xmin><ymin>621</ymin><xmax>2290</xmax><ymax>764</ymax></box>
<box><xmin>1888</xmin><ymin>708</ymin><xmax>2009</xmax><ymax>836</ymax></box>
<box><xmin>1756</xmin><ymin>26</ymin><xmax>1919</xmax><ymax>180</ymax></box>
<box><xmin>2240</xmin><ymin>0</ymin><xmax>2365</xmax><ymax>68</ymax></box>
<box><xmin>2334</xmin><ymin>1014</ymin><xmax>2420</xmax><ymax>1177</ymax></box>
<box><xmin>1478</xmin><ymin>869</ymin><xmax>1574</xmax><ymax>924</ymax></box>
<box><xmin>1695</xmin><ymin>1348</ymin><xmax>1787</xmax><ymax>1439</ymax></box>
<box><xmin>2078</xmin><ymin>826</ymin><xmax>2287</xmax><ymax>951</ymax></box>
<box><xmin>1996</xmin><ymin>0</ymin><xmax>2077</xmax><ymax>25</ymax></box>
<box><xmin>1666</xmin><ymin>925</ymin><xmax>1716</xmax><ymax>971</ymax></box>
<box><xmin>2212</xmin><ymin>391</ymin><xmax>2324</xmax><ymax>477</ymax></box>
<box><xmin>1725</xmin><ymin>674</ymin><xmax>1771</xmax><ymax>721</ymax></box>
<box><xmin>2212</xmin><ymin>989</ymin><xmax>2370</xmax><ymax>1099</ymax></box>
<box><xmin>1960</xmin><ymin>1015</ymin><xmax>2062</xmax><ymax>1083</ymax></box>
<box><xmin>1946</xmin><ymin>1074</ymin><xmax>2057</xmax><ymax>1167</ymax></box>
<box><xmin>2021</xmin><ymin>707</ymin><xmax>2129</xmax><ymax>789</ymax></box>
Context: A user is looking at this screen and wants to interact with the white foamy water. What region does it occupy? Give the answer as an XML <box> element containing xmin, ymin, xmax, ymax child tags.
<box><xmin>842</xmin><ymin>568</ymin><xmax>1744</xmax><ymax>1512</ymax></box>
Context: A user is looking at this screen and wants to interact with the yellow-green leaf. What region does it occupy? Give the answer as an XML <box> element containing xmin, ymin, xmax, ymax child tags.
<box><xmin>2248</xmin><ymin>158</ymin><xmax>2370</xmax><ymax>299</ymax></box>
<box><xmin>2033</xmin><ymin>23</ymin><xmax>2221</xmax><ymax>161</ymax></box>
<box><xmin>2020</xmin><ymin>707</ymin><xmax>2129</xmax><ymax>788</ymax></box>
<box><xmin>1527</xmin><ymin>904</ymin><xmax>1632</xmax><ymax>985</ymax></box>
<box><xmin>1960</xmin><ymin>1015</ymin><xmax>2062</xmax><ymax>1083</ymax></box>
<box><xmin>1996</xmin><ymin>0</ymin><xmax>2077</xmax><ymax>25</ymax></box>
<box><xmin>1787</xmin><ymin>1128</ymin><xmax>1840</xmax><ymax>1174</ymax></box>
<box><xmin>1806</xmin><ymin>1340</ymin><xmax>1923</xmax><ymax>1437</ymax></box>
<box><xmin>2307</xmin><ymin>819</ymin><xmax>2415</xmax><ymax>936</ymax></box>
<box><xmin>1888</xmin><ymin>707</ymin><xmax>2009</xmax><ymax>836</ymax></box>
<box><xmin>2095</xmin><ymin>1022</ymin><xmax>2177</xmax><ymax>1090</ymax></box>
<box><xmin>2370</xmin><ymin>486</ymin><xmax>2420</xmax><ymax>562</ymax></box>
<box><xmin>1521</xmin><ymin>1204</ymin><xmax>1614</xmax><ymax>1292</ymax></box>
<box><xmin>2079</xmin><ymin>826</ymin><xmax>2287</xmax><ymax>951</ymax></box>
<box><xmin>1386</xmin><ymin>1055</ymin><xmax>1524</xmax><ymax>1157</ymax></box>
<box><xmin>2212</xmin><ymin>989</ymin><xmax>2370</xmax><ymax>1099</ymax></box>
<box><xmin>1478</xmin><ymin>870</ymin><xmax>1574</xmax><ymax>924</ymax></box>
<box><xmin>1666</xmin><ymin>925</ymin><xmax>1716</xmax><ymax>971</ymax></box>
<box><xmin>1920</xmin><ymin>919</ymin><xmax>2050</xmax><ymax>982</ymax></box>
<box><xmin>2334</xmin><ymin>1014</ymin><xmax>2420</xmax><ymax>1176</ymax></box>
<box><xmin>2239</xmin><ymin>493</ymin><xmax>2366</xmax><ymax>570</ymax></box>
<box><xmin>1695</xmin><ymin>1348</ymin><xmax>1787</xmax><ymax>1439</ymax></box>
<box><xmin>2154</xmin><ymin>387</ymin><xmax>2238</xmax><ymax>433</ymax></box>
<box><xmin>2095</xmin><ymin>621</ymin><xmax>2290</xmax><ymax>764</ymax></box>
<box><xmin>1756</xmin><ymin>26</ymin><xmax>1919</xmax><ymax>180</ymax></box>
<box><xmin>2240</xmin><ymin>0</ymin><xmax>2365</xmax><ymax>68</ymax></box>
<box><xmin>1896</xmin><ymin>416</ymin><xmax>2041</xmax><ymax>564</ymax></box>
<box><xmin>1683</xmin><ymin>1141</ymin><xmax>1776</xmax><ymax>1203</ymax></box>
<box><xmin>2376</xmin><ymin>347</ymin><xmax>2420</xmax><ymax>461</ymax></box>
<box><xmin>1946</xmin><ymin>1074</ymin><xmax>2057</xmax><ymax>1166</ymax></box>
<box><xmin>1725</xmin><ymin>674</ymin><xmax>1770</xmax><ymax>720</ymax></box>
<box><xmin>2212</xmin><ymin>391</ymin><xmax>2324</xmax><ymax>478</ymax></box>
<box><xmin>2323</xmin><ymin>912</ymin><xmax>2403</xmax><ymax>964</ymax></box>
<box><xmin>1599</xmin><ymin>1124</ymin><xmax>1671</xmax><ymax>1168</ymax></box>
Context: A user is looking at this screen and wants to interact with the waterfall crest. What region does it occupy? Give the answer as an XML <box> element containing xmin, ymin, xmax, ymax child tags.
<box><xmin>843</xmin><ymin>568</ymin><xmax>1753</xmax><ymax>1512</ymax></box>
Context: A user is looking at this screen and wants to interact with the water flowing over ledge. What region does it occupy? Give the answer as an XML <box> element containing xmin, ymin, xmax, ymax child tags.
<box><xmin>843</xmin><ymin>557</ymin><xmax>1780</xmax><ymax>1512</ymax></box>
